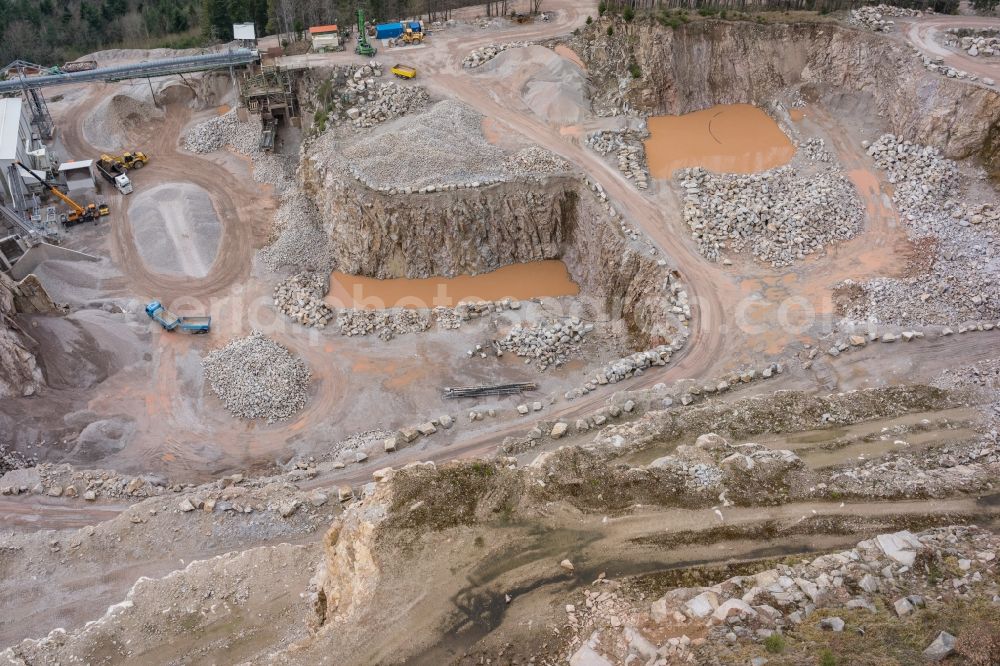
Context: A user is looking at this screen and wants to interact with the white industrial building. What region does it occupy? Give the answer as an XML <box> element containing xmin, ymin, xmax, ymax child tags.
<box><xmin>0</xmin><ymin>97</ymin><xmax>33</xmax><ymax>210</ymax></box>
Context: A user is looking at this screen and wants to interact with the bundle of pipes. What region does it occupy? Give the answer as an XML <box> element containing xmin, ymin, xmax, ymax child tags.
<box><xmin>443</xmin><ymin>382</ymin><xmax>537</xmax><ymax>399</ymax></box>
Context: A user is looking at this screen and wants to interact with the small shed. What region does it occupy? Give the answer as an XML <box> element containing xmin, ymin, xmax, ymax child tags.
<box><xmin>57</xmin><ymin>160</ymin><xmax>97</xmax><ymax>194</ymax></box>
<box><xmin>375</xmin><ymin>22</ymin><xmax>404</xmax><ymax>40</ymax></box>
<box><xmin>309</xmin><ymin>24</ymin><xmax>340</xmax><ymax>51</ymax></box>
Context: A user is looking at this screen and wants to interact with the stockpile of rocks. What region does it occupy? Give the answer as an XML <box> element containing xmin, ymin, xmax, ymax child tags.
<box><xmin>345</xmin><ymin>80</ymin><xmax>430</xmax><ymax>129</ymax></box>
<box><xmin>259</xmin><ymin>192</ymin><xmax>333</xmax><ymax>272</ymax></box>
<box><xmin>337</xmin><ymin>308</ymin><xmax>431</xmax><ymax>340</ymax></box>
<box><xmin>934</xmin><ymin>358</ymin><xmax>1000</xmax><ymax>427</ymax></box>
<box><xmin>202</xmin><ymin>331</ymin><xmax>311</xmax><ymax>422</ymax></box>
<box><xmin>585</xmin><ymin>129</ymin><xmax>650</xmax><ymax>189</ymax></box>
<box><xmin>497</xmin><ymin>317</ymin><xmax>592</xmax><ymax>370</ymax></box>
<box><xmin>678</xmin><ymin>165</ymin><xmax>863</xmax><ymax>267</ymax></box>
<box><xmin>866</xmin><ymin>134</ymin><xmax>959</xmax><ymax>219</ymax></box>
<box><xmin>183</xmin><ymin>109</ymin><xmax>261</xmax><ymax>155</ymax></box>
<box><xmin>839</xmin><ymin>135</ymin><xmax>998</xmax><ymax>324</ymax></box>
<box><xmin>801</xmin><ymin>137</ymin><xmax>833</xmax><ymax>162</ymax></box>
<box><xmin>565</xmin><ymin>525</ymin><xmax>998</xmax><ymax>665</ymax></box>
<box><xmin>850</xmin><ymin>4</ymin><xmax>920</xmax><ymax>32</ymax></box>
<box><xmin>273</xmin><ymin>273</ymin><xmax>334</xmax><ymax>328</ymax></box>
<box><xmin>462</xmin><ymin>42</ymin><xmax>530</xmax><ymax>68</ymax></box>
<box><xmin>945</xmin><ymin>30</ymin><xmax>999</xmax><ymax>58</ymax></box>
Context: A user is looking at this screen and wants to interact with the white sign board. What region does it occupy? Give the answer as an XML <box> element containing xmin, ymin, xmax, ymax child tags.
<box><xmin>233</xmin><ymin>23</ymin><xmax>256</xmax><ymax>40</ymax></box>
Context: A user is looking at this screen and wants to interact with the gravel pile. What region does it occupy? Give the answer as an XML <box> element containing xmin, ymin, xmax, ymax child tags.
<box><xmin>340</xmin><ymin>100</ymin><xmax>573</xmax><ymax>192</ymax></box>
<box><xmin>202</xmin><ymin>331</ymin><xmax>311</xmax><ymax>422</ymax></box>
<box><xmin>84</xmin><ymin>93</ymin><xmax>164</xmax><ymax>149</ymax></box>
<box><xmin>497</xmin><ymin>317</ymin><xmax>592</xmax><ymax>370</ymax></box>
<box><xmin>850</xmin><ymin>4</ymin><xmax>920</xmax><ymax>32</ymax></box>
<box><xmin>259</xmin><ymin>193</ymin><xmax>333</xmax><ymax>272</ymax></box>
<box><xmin>342</xmin><ymin>100</ymin><xmax>506</xmax><ymax>190</ymax></box>
<box><xmin>502</xmin><ymin>146</ymin><xmax>571</xmax><ymax>179</ymax></box>
<box><xmin>801</xmin><ymin>137</ymin><xmax>833</xmax><ymax>162</ymax></box>
<box><xmin>934</xmin><ymin>358</ymin><xmax>1000</xmax><ymax>428</ymax></box>
<box><xmin>463</xmin><ymin>42</ymin><xmax>530</xmax><ymax>68</ymax></box>
<box><xmin>585</xmin><ymin>129</ymin><xmax>649</xmax><ymax>189</ymax></box>
<box><xmin>183</xmin><ymin>110</ymin><xmax>261</xmax><ymax>155</ymax></box>
<box><xmin>338</xmin><ymin>309</ymin><xmax>431</xmax><ymax>340</ymax></box>
<box><xmin>253</xmin><ymin>153</ymin><xmax>294</xmax><ymax>191</ymax></box>
<box><xmin>837</xmin><ymin>135</ymin><xmax>997</xmax><ymax>326</ymax></box>
<box><xmin>274</xmin><ymin>273</ymin><xmax>334</xmax><ymax>328</ymax></box>
<box><xmin>678</xmin><ymin>165</ymin><xmax>863</xmax><ymax>267</ymax></box>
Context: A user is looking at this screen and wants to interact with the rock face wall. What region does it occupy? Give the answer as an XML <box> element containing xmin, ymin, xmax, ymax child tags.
<box><xmin>0</xmin><ymin>272</ymin><xmax>44</xmax><ymax>398</ymax></box>
<box><xmin>302</xmin><ymin>158</ymin><xmax>575</xmax><ymax>278</ymax></box>
<box><xmin>301</xmin><ymin>161</ymin><xmax>681</xmax><ymax>346</ymax></box>
<box><xmin>578</xmin><ymin>19</ymin><xmax>1000</xmax><ymax>174</ymax></box>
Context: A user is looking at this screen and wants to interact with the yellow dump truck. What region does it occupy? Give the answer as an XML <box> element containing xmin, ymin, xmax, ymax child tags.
<box><xmin>391</xmin><ymin>64</ymin><xmax>417</xmax><ymax>79</ymax></box>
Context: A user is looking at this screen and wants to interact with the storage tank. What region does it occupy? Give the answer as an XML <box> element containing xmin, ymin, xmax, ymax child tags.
<box><xmin>375</xmin><ymin>22</ymin><xmax>404</xmax><ymax>39</ymax></box>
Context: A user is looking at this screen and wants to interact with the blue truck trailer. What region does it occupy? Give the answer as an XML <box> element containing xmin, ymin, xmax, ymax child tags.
<box><xmin>145</xmin><ymin>301</ymin><xmax>211</xmax><ymax>333</ymax></box>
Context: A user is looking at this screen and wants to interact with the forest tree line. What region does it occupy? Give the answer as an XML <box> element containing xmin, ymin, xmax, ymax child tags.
<box><xmin>0</xmin><ymin>0</ymin><xmax>510</xmax><ymax>66</ymax></box>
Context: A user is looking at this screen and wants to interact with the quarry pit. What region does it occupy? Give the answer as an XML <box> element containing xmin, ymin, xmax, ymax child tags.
<box><xmin>0</xmin><ymin>1</ymin><xmax>999</xmax><ymax>663</ymax></box>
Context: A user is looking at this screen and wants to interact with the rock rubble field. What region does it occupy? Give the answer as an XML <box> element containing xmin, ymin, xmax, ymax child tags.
<box><xmin>679</xmin><ymin>165</ymin><xmax>863</xmax><ymax>266</ymax></box>
<box><xmin>202</xmin><ymin>331</ymin><xmax>311</xmax><ymax>422</ymax></box>
<box><xmin>839</xmin><ymin>135</ymin><xmax>998</xmax><ymax>325</ymax></box>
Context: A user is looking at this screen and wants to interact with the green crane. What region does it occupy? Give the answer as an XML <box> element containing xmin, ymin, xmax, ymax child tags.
<box><xmin>356</xmin><ymin>9</ymin><xmax>377</xmax><ymax>56</ymax></box>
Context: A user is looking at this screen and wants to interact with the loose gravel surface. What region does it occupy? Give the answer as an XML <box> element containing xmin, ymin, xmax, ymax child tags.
<box><xmin>678</xmin><ymin>165</ymin><xmax>864</xmax><ymax>267</ymax></box>
<box><xmin>202</xmin><ymin>331</ymin><xmax>311</xmax><ymax>422</ymax></box>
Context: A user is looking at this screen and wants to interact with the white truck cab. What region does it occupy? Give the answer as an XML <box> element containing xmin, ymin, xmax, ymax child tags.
<box><xmin>114</xmin><ymin>173</ymin><xmax>133</xmax><ymax>195</ymax></box>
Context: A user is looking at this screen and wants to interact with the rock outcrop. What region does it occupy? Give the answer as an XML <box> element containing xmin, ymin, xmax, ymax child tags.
<box><xmin>0</xmin><ymin>272</ymin><xmax>49</xmax><ymax>398</ymax></box>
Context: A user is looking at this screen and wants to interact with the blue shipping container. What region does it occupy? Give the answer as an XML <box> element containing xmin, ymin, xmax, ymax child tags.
<box><xmin>375</xmin><ymin>22</ymin><xmax>404</xmax><ymax>39</ymax></box>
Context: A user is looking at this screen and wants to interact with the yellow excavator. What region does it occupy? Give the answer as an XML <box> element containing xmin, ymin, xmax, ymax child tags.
<box><xmin>16</xmin><ymin>161</ymin><xmax>109</xmax><ymax>227</ymax></box>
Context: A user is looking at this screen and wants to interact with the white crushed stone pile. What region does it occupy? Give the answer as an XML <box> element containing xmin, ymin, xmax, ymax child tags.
<box><xmin>497</xmin><ymin>317</ymin><xmax>591</xmax><ymax>370</ymax></box>
<box><xmin>339</xmin><ymin>101</ymin><xmax>573</xmax><ymax>192</ymax></box>
<box><xmin>850</xmin><ymin>4</ymin><xmax>920</xmax><ymax>32</ymax></box>
<box><xmin>342</xmin><ymin>100</ymin><xmax>504</xmax><ymax>190</ymax></box>
<box><xmin>838</xmin><ymin>134</ymin><xmax>998</xmax><ymax>325</ymax></box>
<box><xmin>585</xmin><ymin>129</ymin><xmax>649</xmax><ymax>189</ymax></box>
<box><xmin>184</xmin><ymin>109</ymin><xmax>261</xmax><ymax>155</ymax></box>
<box><xmin>202</xmin><ymin>331</ymin><xmax>311</xmax><ymax>422</ymax></box>
<box><xmin>274</xmin><ymin>273</ymin><xmax>334</xmax><ymax>328</ymax></box>
<box><xmin>259</xmin><ymin>193</ymin><xmax>333</xmax><ymax>272</ymax></box>
<box><xmin>501</xmin><ymin>146</ymin><xmax>571</xmax><ymax>178</ymax></box>
<box><xmin>801</xmin><ymin>137</ymin><xmax>833</xmax><ymax>162</ymax></box>
<box><xmin>679</xmin><ymin>165</ymin><xmax>864</xmax><ymax>267</ymax></box>
<box><xmin>463</xmin><ymin>42</ymin><xmax>530</xmax><ymax>68</ymax></box>
<box><xmin>337</xmin><ymin>309</ymin><xmax>431</xmax><ymax>340</ymax></box>
<box><xmin>253</xmin><ymin>153</ymin><xmax>295</xmax><ymax>191</ymax></box>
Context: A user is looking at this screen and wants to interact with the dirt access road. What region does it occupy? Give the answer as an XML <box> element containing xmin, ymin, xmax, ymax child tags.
<box><xmin>899</xmin><ymin>14</ymin><xmax>1000</xmax><ymax>82</ymax></box>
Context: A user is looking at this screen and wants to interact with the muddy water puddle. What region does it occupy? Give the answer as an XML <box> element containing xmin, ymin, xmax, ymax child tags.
<box><xmin>645</xmin><ymin>104</ymin><xmax>795</xmax><ymax>178</ymax></box>
<box><xmin>622</xmin><ymin>407</ymin><xmax>980</xmax><ymax>469</ymax></box>
<box><xmin>327</xmin><ymin>259</ymin><xmax>579</xmax><ymax>309</ymax></box>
